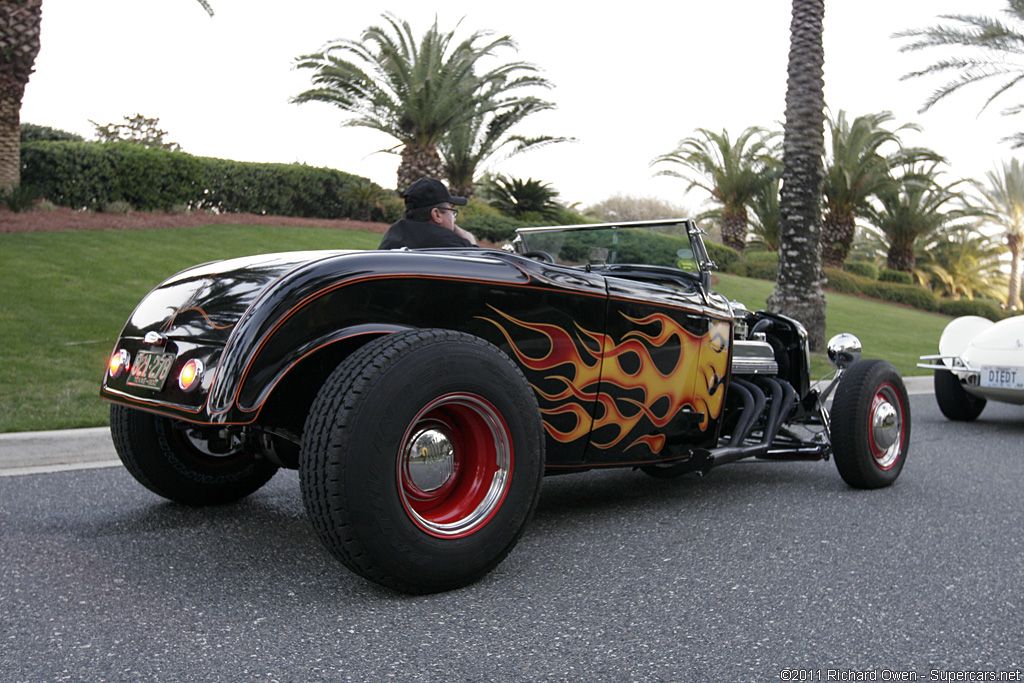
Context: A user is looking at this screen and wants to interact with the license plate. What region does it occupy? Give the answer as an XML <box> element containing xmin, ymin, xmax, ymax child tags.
<box><xmin>980</xmin><ymin>365</ymin><xmax>1024</xmax><ymax>390</ymax></box>
<box><xmin>127</xmin><ymin>351</ymin><xmax>175</xmax><ymax>390</ymax></box>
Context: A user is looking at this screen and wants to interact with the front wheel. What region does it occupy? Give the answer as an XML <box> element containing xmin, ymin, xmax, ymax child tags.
<box><xmin>934</xmin><ymin>368</ymin><xmax>986</xmax><ymax>421</ymax></box>
<box><xmin>830</xmin><ymin>359</ymin><xmax>910</xmax><ymax>489</ymax></box>
<box><xmin>109</xmin><ymin>404</ymin><xmax>278</xmax><ymax>505</ymax></box>
<box><xmin>300</xmin><ymin>329</ymin><xmax>545</xmax><ymax>594</ymax></box>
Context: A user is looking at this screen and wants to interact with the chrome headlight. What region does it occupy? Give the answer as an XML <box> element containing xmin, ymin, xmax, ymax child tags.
<box><xmin>828</xmin><ymin>333</ymin><xmax>862</xmax><ymax>369</ymax></box>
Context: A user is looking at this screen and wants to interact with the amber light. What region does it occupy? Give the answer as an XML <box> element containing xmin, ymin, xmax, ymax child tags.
<box><xmin>178</xmin><ymin>358</ymin><xmax>203</xmax><ymax>392</ymax></box>
<box><xmin>108</xmin><ymin>349</ymin><xmax>130</xmax><ymax>378</ymax></box>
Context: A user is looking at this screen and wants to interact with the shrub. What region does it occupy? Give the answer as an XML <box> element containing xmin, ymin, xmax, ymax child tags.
<box><xmin>740</xmin><ymin>260</ymin><xmax>778</xmax><ymax>281</ymax></box>
<box><xmin>551</xmin><ymin>206</ymin><xmax>598</xmax><ymax>226</ymax></box>
<box><xmin>744</xmin><ymin>250</ymin><xmax>779</xmax><ymax>264</ymax></box>
<box><xmin>107</xmin><ymin>143</ymin><xmax>206</xmax><ymax>211</ymax></box>
<box><xmin>198</xmin><ymin>158</ymin><xmax>366</xmax><ymax>218</ymax></box>
<box><xmin>104</xmin><ymin>200</ymin><xmax>133</xmax><ymax>216</ymax></box>
<box><xmin>376</xmin><ymin>194</ymin><xmax>404</xmax><ymax>223</ymax></box>
<box><xmin>459</xmin><ymin>198</ymin><xmax>501</xmax><ymax>221</ymax></box>
<box><xmin>21</xmin><ymin>123</ymin><xmax>84</xmax><ymax>143</ymax></box>
<box><xmin>824</xmin><ymin>268</ymin><xmax>938</xmax><ymax>311</ymax></box>
<box><xmin>705</xmin><ymin>241</ymin><xmax>741</xmax><ymax>271</ymax></box>
<box><xmin>937</xmin><ymin>298</ymin><xmax>1004</xmax><ymax>321</ymax></box>
<box><xmin>860</xmin><ymin>280</ymin><xmax>937</xmax><ymax>311</ymax></box>
<box><xmin>844</xmin><ymin>261</ymin><xmax>879</xmax><ymax>280</ymax></box>
<box><xmin>20</xmin><ymin>140</ymin><xmax>377</xmax><ymax>218</ymax></box>
<box><xmin>879</xmin><ymin>269</ymin><xmax>913</xmax><ymax>285</ymax></box>
<box><xmin>459</xmin><ymin>214</ymin><xmax>527</xmax><ymax>243</ymax></box>
<box><xmin>822</xmin><ymin>269</ymin><xmax>864</xmax><ymax>295</ymax></box>
<box><xmin>3</xmin><ymin>184</ymin><xmax>39</xmax><ymax>212</ymax></box>
<box><xmin>21</xmin><ymin>141</ymin><xmax>112</xmax><ymax>209</ymax></box>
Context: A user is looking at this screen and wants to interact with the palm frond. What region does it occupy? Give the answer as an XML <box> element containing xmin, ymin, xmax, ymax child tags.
<box><xmin>293</xmin><ymin>12</ymin><xmax>556</xmax><ymax>188</ymax></box>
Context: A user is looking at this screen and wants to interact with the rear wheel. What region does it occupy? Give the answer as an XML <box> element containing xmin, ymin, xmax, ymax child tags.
<box><xmin>934</xmin><ymin>368</ymin><xmax>986</xmax><ymax>421</ymax></box>
<box><xmin>830</xmin><ymin>359</ymin><xmax>910</xmax><ymax>489</ymax></box>
<box><xmin>300</xmin><ymin>329</ymin><xmax>545</xmax><ymax>594</ymax></box>
<box><xmin>109</xmin><ymin>404</ymin><xmax>278</xmax><ymax>505</ymax></box>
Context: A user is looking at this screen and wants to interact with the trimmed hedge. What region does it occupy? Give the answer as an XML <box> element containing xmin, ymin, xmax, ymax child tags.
<box><xmin>844</xmin><ymin>260</ymin><xmax>879</xmax><ymax>280</ymax></box>
<box><xmin>879</xmin><ymin>268</ymin><xmax>914</xmax><ymax>285</ymax></box>
<box><xmin>935</xmin><ymin>298</ymin><xmax>1006</xmax><ymax>321</ymax></box>
<box><xmin>824</xmin><ymin>268</ymin><xmax>942</xmax><ymax>312</ymax></box>
<box><xmin>21</xmin><ymin>123</ymin><xmax>85</xmax><ymax>143</ymax></box>
<box><xmin>723</xmin><ymin>262</ymin><xmax>1009</xmax><ymax>320</ymax></box>
<box><xmin>459</xmin><ymin>214</ymin><xmax>528</xmax><ymax>243</ymax></box>
<box><xmin>744</xmin><ymin>250</ymin><xmax>779</xmax><ymax>264</ymax></box>
<box><xmin>21</xmin><ymin>140</ymin><xmax>375</xmax><ymax>218</ymax></box>
<box><xmin>705</xmin><ymin>241</ymin><xmax>741</xmax><ymax>270</ymax></box>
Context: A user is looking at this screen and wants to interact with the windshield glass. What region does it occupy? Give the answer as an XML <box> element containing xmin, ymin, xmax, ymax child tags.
<box><xmin>515</xmin><ymin>220</ymin><xmax>707</xmax><ymax>274</ymax></box>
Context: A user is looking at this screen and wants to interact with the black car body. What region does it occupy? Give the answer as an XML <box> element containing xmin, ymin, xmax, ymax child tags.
<box><xmin>101</xmin><ymin>219</ymin><xmax>910</xmax><ymax>592</ymax></box>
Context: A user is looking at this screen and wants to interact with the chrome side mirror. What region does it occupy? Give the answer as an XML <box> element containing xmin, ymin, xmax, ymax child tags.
<box><xmin>827</xmin><ymin>333</ymin><xmax>862</xmax><ymax>369</ymax></box>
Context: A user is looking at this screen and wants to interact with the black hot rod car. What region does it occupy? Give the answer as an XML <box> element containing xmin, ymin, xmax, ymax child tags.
<box><xmin>101</xmin><ymin>219</ymin><xmax>910</xmax><ymax>593</ymax></box>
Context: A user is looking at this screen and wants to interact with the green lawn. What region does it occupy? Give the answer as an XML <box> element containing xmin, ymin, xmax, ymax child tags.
<box><xmin>0</xmin><ymin>225</ymin><xmax>381</xmax><ymax>432</ymax></box>
<box><xmin>0</xmin><ymin>228</ymin><xmax>943</xmax><ymax>433</ymax></box>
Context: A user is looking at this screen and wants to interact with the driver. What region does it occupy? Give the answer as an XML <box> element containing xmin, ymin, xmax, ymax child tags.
<box><xmin>378</xmin><ymin>177</ymin><xmax>478</xmax><ymax>249</ymax></box>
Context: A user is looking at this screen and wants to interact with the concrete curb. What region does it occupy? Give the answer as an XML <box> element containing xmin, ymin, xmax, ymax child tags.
<box><xmin>0</xmin><ymin>427</ymin><xmax>120</xmax><ymax>477</ymax></box>
<box><xmin>0</xmin><ymin>376</ymin><xmax>935</xmax><ymax>477</ymax></box>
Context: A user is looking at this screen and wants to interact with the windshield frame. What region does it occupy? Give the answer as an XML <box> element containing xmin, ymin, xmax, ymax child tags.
<box><xmin>512</xmin><ymin>218</ymin><xmax>715</xmax><ymax>275</ymax></box>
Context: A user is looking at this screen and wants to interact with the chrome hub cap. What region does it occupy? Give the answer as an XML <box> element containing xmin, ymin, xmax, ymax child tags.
<box><xmin>869</xmin><ymin>384</ymin><xmax>904</xmax><ymax>470</ymax></box>
<box><xmin>404</xmin><ymin>426</ymin><xmax>456</xmax><ymax>492</ymax></box>
<box><xmin>397</xmin><ymin>393</ymin><xmax>513</xmax><ymax>538</ymax></box>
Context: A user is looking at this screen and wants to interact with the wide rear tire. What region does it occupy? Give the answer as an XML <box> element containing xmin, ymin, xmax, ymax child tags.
<box><xmin>300</xmin><ymin>329</ymin><xmax>545</xmax><ymax>594</ymax></box>
<box><xmin>109</xmin><ymin>404</ymin><xmax>278</xmax><ymax>505</ymax></box>
<box><xmin>830</xmin><ymin>359</ymin><xmax>910</xmax><ymax>489</ymax></box>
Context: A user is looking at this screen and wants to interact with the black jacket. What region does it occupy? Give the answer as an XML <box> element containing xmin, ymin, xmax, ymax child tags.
<box><xmin>378</xmin><ymin>218</ymin><xmax>474</xmax><ymax>250</ymax></box>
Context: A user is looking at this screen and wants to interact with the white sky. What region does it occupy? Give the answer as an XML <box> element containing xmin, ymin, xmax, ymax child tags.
<box><xmin>21</xmin><ymin>0</ymin><xmax>1021</xmax><ymax>211</ymax></box>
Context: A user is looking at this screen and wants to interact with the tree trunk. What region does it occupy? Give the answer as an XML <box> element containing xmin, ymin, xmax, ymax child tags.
<box><xmin>821</xmin><ymin>208</ymin><xmax>855</xmax><ymax>269</ymax></box>
<box><xmin>449</xmin><ymin>182</ymin><xmax>475</xmax><ymax>199</ymax></box>
<box><xmin>0</xmin><ymin>0</ymin><xmax>43</xmax><ymax>191</ymax></box>
<box><xmin>0</xmin><ymin>90</ymin><xmax>19</xmax><ymax>189</ymax></box>
<box><xmin>720</xmin><ymin>206</ymin><xmax>748</xmax><ymax>254</ymax></box>
<box><xmin>885</xmin><ymin>242</ymin><xmax>916</xmax><ymax>272</ymax></box>
<box><xmin>1006</xmin><ymin>231</ymin><xmax>1023</xmax><ymax>310</ymax></box>
<box><xmin>397</xmin><ymin>143</ymin><xmax>444</xmax><ymax>193</ymax></box>
<box><xmin>767</xmin><ymin>0</ymin><xmax>827</xmax><ymax>352</ymax></box>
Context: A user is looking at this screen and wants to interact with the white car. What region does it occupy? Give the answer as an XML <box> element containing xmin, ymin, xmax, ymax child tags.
<box><xmin>918</xmin><ymin>315</ymin><xmax>1024</xmax><ymax>421</ymax></box>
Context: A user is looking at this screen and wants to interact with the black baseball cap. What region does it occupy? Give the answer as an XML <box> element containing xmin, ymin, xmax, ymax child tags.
<box><xmin>402</xmin><ymin>177</ymin><xmax>468</xmax><ymax>209</ymax></box>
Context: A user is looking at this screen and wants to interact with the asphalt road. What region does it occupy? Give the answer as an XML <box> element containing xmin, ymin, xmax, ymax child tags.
<box><xmin>1</xmin><ymin>389</ymin><xmax>1022</xmax><ymax>683</ymax></box>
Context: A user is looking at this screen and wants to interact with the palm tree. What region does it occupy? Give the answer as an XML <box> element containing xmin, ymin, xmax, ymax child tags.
<box><xmin>969</xmin><ymin>158</ymin><xmax>1024</xmax><ymax>309</ymax></box>
<box><xmin>652</xmin><ymin>127</ymin><xmax>777</xmax><ymax>253</ymax></box>
<box><xmin>895</xmin><ymin>1</ymin><xmax>1024</xmax><ymax>147</ymax></box>
<box><xmin>860</xmin><ymin>162</ymin><xmax>970</xmax><ymax>272</ymax></box>
<box><xmin>438</xmin><ymin>100</ymin><xmax>572</xmax><ymax>198</ymax></box>
<box><xmin>293</xmin><ymin>13</ymin><xmax>554</xmax><ymax>192</ymax></box>
<box><xmin>747</xmin><ymin>175</ymin><xmax>781</xmax><ymax>252</ymax></box>
<box><xmin>916</xmin><ymin>226</ymin><xmax>1009</xmax><ymax>303</ymax></box>
<box><xmin>340</xmin><ymin>180</ymin><xmax>393</xmax><ymax>222</ymax></box>
<box><xmin>0</xmin><ymin>0</ymin><xmax>42</xmax><ymax>191</ymax></box>
<box><xmin>482</xmin><ymin>174</ymin><xmax>561</xmax><ymax>220</ymax></box>
<box><xmin>821</xmin><ymin>110</ymin><xmax>939</xmax><ymax>268</ymax></box>
<box><xmin>767</xmin><ymin>0</ymin><xmax>827</xmax><ymax>352</ymax></box>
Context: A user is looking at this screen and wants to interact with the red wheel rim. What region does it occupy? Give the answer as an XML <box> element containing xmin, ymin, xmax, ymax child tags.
<box><xmin>868</xmin><ymin>382</ymin><xmax>905</xmax><ymax>470</ymax></box>
<box><xmin>397</xmin><ymin>393</ymin><xmax>513</xmax><ymax>538</ymax></box>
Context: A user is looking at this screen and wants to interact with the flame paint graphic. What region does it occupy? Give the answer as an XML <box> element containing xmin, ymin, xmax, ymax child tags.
<box><xmin>481</xmin><ymin>307</ymin><xmax>729</xmax><ymax>454</ymax></box>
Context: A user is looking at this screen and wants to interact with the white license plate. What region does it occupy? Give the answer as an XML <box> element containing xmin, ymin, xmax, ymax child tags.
<box><xmin>980</xmin><ymin>365</ymin><xmax>1024</xmax><ymax>390</ymax></box>
<box><xmin>127</xmin><ymin>351</ymin><xmax>175</xmax><ymax>390</ymax></box>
